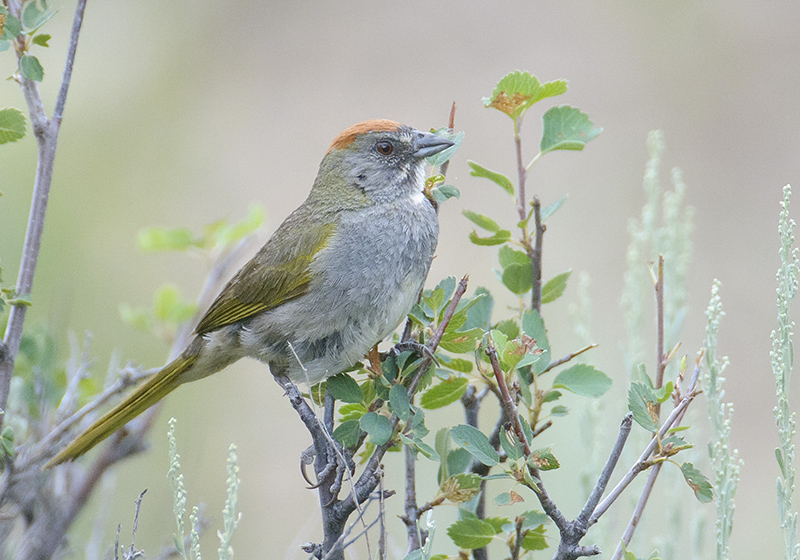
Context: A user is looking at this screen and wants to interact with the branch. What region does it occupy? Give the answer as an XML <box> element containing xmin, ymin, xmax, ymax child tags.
<box><xmin>0</xmin><ymin>0</ymin><xmax>88</xmax><ymax>431</ymax></box>
<box><xmin>541</xmin><ymin>344</ymin><xmax>598</xmax><ymax>375</ymax></box>
<box><xmin>654</xmin><ymin>255</ymin><xmax>666</xmax><ymax>416</ymax></box>
<box><xmin>530</xmin><ymin>196</ymin><xmax>544</xmax><ymax>312</ymax></box>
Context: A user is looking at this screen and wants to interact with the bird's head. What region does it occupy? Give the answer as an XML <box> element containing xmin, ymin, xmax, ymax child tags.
<box><xmin>311</xmin><ymin>120</ymin><xmax>454</xmax><ymax>208</ymax></box>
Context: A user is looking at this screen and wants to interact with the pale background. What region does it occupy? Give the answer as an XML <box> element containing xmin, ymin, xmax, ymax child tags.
<box><xmin>1</xmin><ymin>1</ymin><xmax>797</xmax><ymax>558</ymax></box>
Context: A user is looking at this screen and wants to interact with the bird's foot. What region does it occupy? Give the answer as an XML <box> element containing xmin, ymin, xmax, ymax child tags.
<box><xmin>389</xmin><ymin>341</ymin><xmax>440</xmax><ymax>366</ymax></box>
<box><xmin>299</xmin><ymin>439</ymin><xmax>355</xmax><ymax>504</ymax></box>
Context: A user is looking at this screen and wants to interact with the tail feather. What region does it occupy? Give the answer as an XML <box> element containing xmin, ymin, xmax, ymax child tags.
<box><xmin>45</xmin><ymin>354</ymin><xmax>196</xmax><ymax>468</ymax></box>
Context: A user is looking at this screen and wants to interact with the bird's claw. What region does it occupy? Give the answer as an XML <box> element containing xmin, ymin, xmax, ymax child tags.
<box><xmin>299</xmin><ymin>440</ymin><xmax>355</xmax><ymax>501</ymax></box>
<box><xmin>389</xmin><ymin>341</ymin><xmax>440</xmax><ymax>366</ymax></box>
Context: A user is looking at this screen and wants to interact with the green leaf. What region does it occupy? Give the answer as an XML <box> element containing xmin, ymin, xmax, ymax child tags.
<box><xmin>540</xmin><ymin>105</ymin><xmax>602</xmax><ymax>154</ymax></box>
<box><xmin>680</xmin><ymin>462</ymin><xmax>714</xmax><ymax>503</ymax></box>
<box><xmin>521</xmin><ymin>309</ymin><xmax>550</xmax><ymax>374</ymax></box>
<box><xmin>463</xmin><ymin>210</ymin><xmax>500</xmax><ymax>232</ymax></box>
<box><xmin>138</xmin><ymin>226</ymin><xmax>196</xmax><ymax>252</ymax></box>
<box><xmin>528</xmin><ymin>447</ymin><xmax>559</xmax><ymax>470</ymax></box>
<box><xmin>420</xmin><ymin>377</ymin><xmax>469</xmax><ymax>409</ymax></box>
<box><xmin>498</xmin><ymin>246</ymin><xmax>529</xmax><ymax>269</ymax></box>
<box><xmin>628</xmin><ymin>382</ymin><xmax>659</xmax><ymax>431</ymax></box>
<box><xmin>483</xmin><ymin>70</ymin><xmax>568</xmax><ymax>120</ymax></box>
<box><xmin>338</xmin><ymin>402</ymin><xmax>367</xmax><ymax>422</ymax></box>
<box><xmin>19</xmin><ymin>55</ymin><xmax>44</xmax><ymax>82</ymax></box>
<box><xmin>32</xmin><ymin>33</ymin><xmax>50</xmax><ymax>47</ymax></box>
<box><xmin>494</xmin><ymin>490</ymin><xmax>525</xmax><ymax>506</ymax></box>
<box><xmin>462</xmin><ymin>287</ymin><xmax>493</xmax><ymax>331</ymax></box>
<box><xmin>326</xmin><ymin>373</ymin><xmax>363</xmax><ymax>403</ymax></box>
<box><xmin>213</xmin><ymin>205</ymin><xmax>265</xmax><ymax>246</ymax></box>
<box><xmin>541</xmin><ymin>270</ymin><xmax>572</xmax><ymax>304</ymax></box>
<box><xmin>467</xmin><ymin>161</ymin><xmax>514</xmax><ymax>196</ymax></box>
<box><xmin>540</xmin><ymin>195</ymin><xmax>567</xmax><ymax>221</ymax></box>
<box><xmin>1</xmin><ymin>13</ymin><xmax>20</xmax><ymax>40</ymax></box>
<box><xmin>426</xmin><ymin>128</ymin><xmax>464</xmax><ymax>166</ymax></box>
<box><xmin>0</xmin><ymin>41</ymin><xmax>9</xmax><ymax>53</ymax></box>
<box><xmin>439</xmin><ymin>327</ymin><xmax>482</xmax><ymax>354</ymax></box>
<box><xmin>1</xmin><ymin>425</ymin><xmax>14</xmax><ymax>457</ymax></box>
<box><xmin>431</xmin><ymin>183</ymin><xmax>460</xmax><ymax>204</ymax></box>
<box><xmin>389</xmin><ymin>384</ymin><xmax>411</xmax><ymax>420</ymax></box>
<box><xmin>118</xmin><ymin>303</ymin><xmax>152</xmax><ymax>331</ymax></box>
<box><xmin>437</xmin><ymin>354</ymin><xmax>473</xmax><ymax>373</ymax></box>
<box><xmin>359</xmin><ymin>412</ymin><xmax>392</xmax><ymax>445</ymax></box>
<box><xmin>514</xmin><ymin>510</ymin><xmax>551</xmax><ymax>531</ymax></box>
<box><xmin>332</xmin><ymin>419</ymin><xmax>361</xmax><ymax>448</ymax></box>
<box><xmin>153</xmin><ymin>285</ymin><xmax>196</xmax><ymax>323</ymax></box>
<box><xmin>468</xmin><ymin>229</ymin><xmax>511</xmax><ymax>246</ymax></box>
<box><xmin>450</xmin><ymin>424</ymin><xmax>499</xmax><ymax>466</ymax></box>
<box><xmin>553</xmin><ymin>364</ymin><xmax>611</xmax><ymax>397</ymax></box>
<box><xmin>551</xmin><ymin>404</ymin><xmax>569</xmax><ymax>416</ymax></box>
<box><xmin>520</xmin><ymin>525</ymin><xmax>548</xmax><ymax>551</ymax></box>
<box><xmin>21</xmin><ymin>0</ymin><xmax>58</xmax><ymax>33</ymax></box>
<box><xmin>494</xmin><ymin>318</ymin><xmax>520</xmax><ymax>340</ymax></box>
<box><xmin>0</xmin><ymin>107</ymin><xmax>26</xmax><ymax>144</ymax></box>
<box><xmin>502</xmin><ymin>262</ymin><xmax>533</xmax><ymax>295</ymax></box>
<box><xmin>500</xmin><ymin>429</ymin><xmax>523</xmax><ymax>462</ymax></box>
<box><xmin>447</xmin><ymin>518</ymin><xmax>497</xmax><ymax>549</ymax></box>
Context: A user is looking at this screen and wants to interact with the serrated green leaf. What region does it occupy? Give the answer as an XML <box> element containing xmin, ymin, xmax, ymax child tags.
<box><xmin>359</xmin><ymin>412</ymin><xmax>392</xmax><ymax>445</ymax></box>
<box><xmin>0</xmin><ymin>107</ymin><xmax>26</xmax><ymax>144</ymax></box>
<box><xmin>420</xmin><ymin>377</ymin><xmax>469</xmax><ymax>409</ymax></box>
<box><xmin>21</xmin><ymin>0</ymin><xmax>58</xmax><ymax>33</ymax></box>
<box><xmin>19</xmin><ymin>55</ymin><xmax>44</xmax><ymax>82</ymax></box>
<box><xmin>500</xmin><ymin>429</ymin><xmax>523</xmax><ymax>462</ymax></box>
<box><xmin>435</xmin><ymin>276</ymin><xmax>457</xmax><ymax>305</ymax></box>
<box><xmin>447</xmin><ymin>518</ymin><xmax>497</xmax><ymax>549</ymax></box>
<box><xmin>437</xmin><ymin>354</ymin><xmax>473</xmax><ymax>373</ymax></box>
<box><xmin>494</xmin><ymin>318</ymin><xmax>520</xmax><ymax>340</ymax></box>
<box><xmin>498</xmin><ymin>246</ymin><xmax>529</xmax><ymax>269</ymax></box>
<box><xmin>439</xmin><ymin>327</ymin><xmax>482</xmax><ymax>354</ymax></box>
<box><xmin>541</xmin><ymin>270</ymin><xmax>572</xmax><ymax>304</ymax></box>
<box><xmin>654</xmin><ymin>381</ymin><xmax>674</xmax><ymax>403</ymax></box>
<box><xmin>463</xmin><ymin>210</ymin><xmax>501</xmax><ymax>232</ymax></box>
<box><xmin>467</xmin><ymin>161</ymin><xmax>514</xmax><ymax>196</ymax></box>
<box><xmin>431</xmin><ymin>183</ymin><xmax>460</xmax><ymax>204</ymax></box>
<box><xmin>628</xmin><ymin>382</ymin><xmax>660</xmax><ymax>431</ymax></box>
<box><xmin>502</xmin><ymin>262</ymin><xmax>533</xmax><ymax>295</ymax></box>
<box><xmin>521</xmin><ymin>309</ymin><xmax>550</xmax><ymax>374</ymax></box>
<box><xmin>440</xmin><ymin>472</ymin><xmax>483</xmax><ymax>503</ymax></box>
<box><xmin>520</xmin><ymin>525</ymin><xmax>548</xmax><ymax>551</ymax></box>
<box><xmin>32</xmin><ymin>33</ymin><xmax>50</xmax><ymax>47</ymax></box>
<box><xmin>553</xmin><ymin>363</ymin><xmax>611</xmax><ymax>397</ymax></box>
<box><xmin>540</xmin><ymin>195</ymin><xmax>567</xmax><ymax>221</ymax></box>
<box><xmin>332</xmin><ymin>419</ymin><xmax>361</xmax><ymax>448</ymax></box>
<box><xmin>540</xmin><ymin>105</ymin><xmax>602</xmax><ymax>154</ymax></box>
<box><xmin>326</xmin><ymin>373</ymin><xmax>363</xmax><ymax>403</ymax></box>
<box><xmin>450</xmin><ymin>424</ymin><xmax>499</xmax><ymax>466</ymax></box>
<box><xmin>680</xmin><ymin>462</ymin><xmax>714</xmax><ymax>503</ymax></box>
<box><xmin>484</xmin><ymin>516</ymin><xmax>511</xmax><ymax>533</ymax></box>
<box><xmin>468</xmin><ymin>229</ymin><xmax>511</xmax><ymax>246</ymax></box>
<box><xmin>426</xmin><ymin>128</ymin><xmax>464</xmax><ymax>166</ymax></box>
<box><xmin>483</xmin><ymin>71</ymin><xmax>568</xmax><ymax>120</ymax></box>
<box><xmin>462</xmin><ymin>287</ymin><xmax>493</xmax><ymax>331</ymax></box>
<box><xmin>338</xmin><ymin>402</ymin><xmax>367</xmax><ymax>422</ymax></box>
<box><xmin>138</xmin><ymin>226</ymin><xmax>196</xmax><ymax>252</ymax></box>
<box><xmin>389</xmin><ymin>384</ymin><xmax>411</xmax><ymax>420</ymax></box>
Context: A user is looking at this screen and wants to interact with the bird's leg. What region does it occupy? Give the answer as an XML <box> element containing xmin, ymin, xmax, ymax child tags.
<box><xmin>390</xmin><ymin>341</ymin><xmax>440</xmax><ymax>366</ymax></box>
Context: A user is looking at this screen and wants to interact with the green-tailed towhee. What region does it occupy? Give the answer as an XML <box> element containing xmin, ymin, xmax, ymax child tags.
<box><xmin>47</xmin><ymin>119</ymin><xmax>454</xmax><ymax>467</ymax></box>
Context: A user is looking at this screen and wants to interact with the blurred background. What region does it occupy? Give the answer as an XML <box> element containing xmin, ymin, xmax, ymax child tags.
<box><xmin>1</xmin><ymin>1</ymin><xmax>798</xmax><ymax>558</ymax></box>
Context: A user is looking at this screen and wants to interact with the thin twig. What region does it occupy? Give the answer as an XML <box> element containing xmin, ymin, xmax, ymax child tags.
<box><xmin>654</xmin><ymin>255</ymin><xmax>665</xmax><ymax>416</ymax></box>
<box><xmin>541</xmin><ymin>344</ymin><xmax>598</xmax><ymax>374</ymax></box>
<box><xmin>0</xmin><ymin>0</ymin><xmax>89</xmax><ymax>431</ymax></box>
<box><xmin>531</xmin><ymin>196</ymin><xmax>544</xmax><ymax>312</ymax></box>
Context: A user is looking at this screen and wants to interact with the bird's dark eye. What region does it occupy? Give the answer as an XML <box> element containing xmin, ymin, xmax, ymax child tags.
<box><xmin>376</xmin><ymin>140</ymin><xmax>394</xmax><ymax>155</ymax></box>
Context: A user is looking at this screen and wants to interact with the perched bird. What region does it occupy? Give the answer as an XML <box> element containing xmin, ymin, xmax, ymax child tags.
<box><xmin>47</xmin><ymin>120</ymin><xmax>454</xmax><ymax>467</ymax></box>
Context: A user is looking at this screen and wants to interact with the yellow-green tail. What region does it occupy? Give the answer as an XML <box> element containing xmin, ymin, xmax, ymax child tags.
<box><xmin>45</xmin><ymin>354</ymin><xmax>196</xmax><ymax>468</ymax></box>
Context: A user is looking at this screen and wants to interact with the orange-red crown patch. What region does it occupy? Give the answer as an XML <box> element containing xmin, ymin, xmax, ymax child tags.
<box><xmin>327</xmin><ymin>119</ymin><xmax>402</xmax><ymax>153</ymax></box>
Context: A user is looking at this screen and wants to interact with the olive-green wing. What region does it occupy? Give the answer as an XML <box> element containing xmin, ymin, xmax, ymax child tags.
<box><xmin>195</xmin><ymin>214</ymin><xmax>336</xmax><ymax>335</ymax></box>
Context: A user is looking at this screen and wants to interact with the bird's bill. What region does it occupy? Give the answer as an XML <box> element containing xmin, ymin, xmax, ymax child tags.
<box><xmin>412</xmin><ymin>130</ymin><xmax>455</xmax><ymax>159</ymax></box>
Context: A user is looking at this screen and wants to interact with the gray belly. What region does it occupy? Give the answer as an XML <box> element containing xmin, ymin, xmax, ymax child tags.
<box><xmin>241</xmin><ymin>197</ymin><xmax>438</xmax><ymax>384</ymax></box>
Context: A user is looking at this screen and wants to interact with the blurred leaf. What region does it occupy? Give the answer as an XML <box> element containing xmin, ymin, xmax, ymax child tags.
<box><xmin>118</xmin><ymin>303</ymin><xmax>153</xmax><ymax>332</ymax></box>
<box><xmin>551</xmin><ymin>404</ymin><xmax>569</xmax><ymax>416</ymax></box>
<box><xmin>447</xmin><ymin>518</ymin><xmax>497</xmax><ymax>549</ymax></box>
<box><xmin>153</xmin><ymin>285</ymin><xmax>196</xmax><ymax>323</ymax></box>
<box><xmin>540</xmin><ymin>105</ymin><xmax>602</xmax><ymax>154</ymax></box>
<box><xmin>528</xmin><ymin>447</ymin><xmax>560</xmax><ymax>470</ymax></box>
<box><xmin>483</xmin><ymin>70</ymin><xmax>568</xmax><ymax>120</ymax></box>
<box><xmin>32</xmin><ymin>33</ymin><xmax>50</xmax><ymax>47</ymax></box>
<box><xmin>628</xmin><ymin>382</ymin><xmax>660</xmax><ymax>431</ymax></box>
<box><xmin>541</xmin><ymin>270</ymin><xmax>572</xmax><ymax>304</ymax></box>
<box><xmin>469</xmin><ymin>229</ymin><xmax>511</xmax><ymax>246</ymax></box>
<box><xmin>450</xmin><ymin>424</ymin><xmax>499</xmax><ymax>466</ymax></box>
<box><xmin>540</xmin><ymin>195</ymin><xmax>567</xmax><ymax>221</ymax></box>
<box><xmin>1</xmin><ymin>426</ymin><xmax>14</xmax><ymax>457</ymax></box>
<box><xmin>389</xmin><ymin>384</ymin><xmax>411</xmax><ymax>420</ymax></box>
<box><xmin>0</xmin><ymin>107</ymin><xmax>26</xmax><ymax>144</ymax></box>
<box><xmin>326</xmin><ymin>373</ymin><xmax>363</xmax><ymax>403</ymax></box>
<box><xmin>440</xmin><ymin>473</ymin><xmax>482</xmax><ymax>503</ymax></box>
<box><xmin>420</xmin><ymin>377</ymin><xmax>468</xmax><ymax>409</ymax></box>
<box><xmin>461</xmin><ymin>287</ymin><xmax>493</xmax><ymax>331</ymax></box>
<box><xmin>431</xmin><ymin>183</ymin><xmax>460</xmax><ymax>204</ymax></box>
<box><xmin>426</xmin><ymin>128</ymin><xmax>464</xmax><ymax>166</ymax></box>
<box><xmin>463</xmin><ymin>210</ymin><xmax>500</xmax><ymax>232</ymax></box>
<box><xmin>359</xmin><ymin>412</ymin><xmax>392</xmax><ymax>445</ymax></box>
<box><xmin>502</xmin><ymin>263</ymin><xmax>533</xmax><ymax>295</ymax></box>
<box><xmin>521</xmin><ymin>309</ymin><xmax>550</xmax><ymax>374</ymax></box>
<box><xmin>19</xmin><ymin>55</ymin><xmax>44</xmax><ymax>82</ymax></box>
<box><xmin>435</xmin><ymin>276</ymin><xmax>457</xmax><ymax>305</ymax></box>
<box><xmin>1</xmin><ymin>13</ymin><xmax>20</xmax><ymax>40</ymax></box>
<box><xmin>138</xmin><ymin>226</ymin><xmax>196</xmax><ymax>252</ymax></box>
<box><xmin>437</xmin><ymin>354</ymin><xmax>473</xmax><ymax>373</ymax></box>
<box><xmin>680</xmin><ymin>462</ymin><xmax>714</xmax><ymax>503</ymax></box>
<box><xmin>467</xmin><ymin>161</ymin><xmax>514</xmax><ymax>196</ymax></box>
<box><xmin>498</xmin><ymin>246</ymin><xmax>529</xmax><ymax>268</ymax></box>
<box><xmin>21</xmin><ymin>0</ymin><xmax>57</xmax><ymax>33</ymax></box>
<box><xmin>213</xmin><ymin>204</ymin><xmax>265</xmax><ymax>246</ymax></box>
<box><xmin>494</xmin><ymin>318</ymin><xmax>520</xmax><ymax>340</ymax></box>
<box><xmin>553</xmin><ymin>364</ymin><xmax>611</xmax><ymax>397</ymax></box>
<box><xmin>494</xmin><ymin>490</ymin><xmax>524</xmax><ymax>506</ymax></box>
<box><xmin>332</xmin><ymin>419</ymin><xmax>361</xmax><ymax>448</ymax></box>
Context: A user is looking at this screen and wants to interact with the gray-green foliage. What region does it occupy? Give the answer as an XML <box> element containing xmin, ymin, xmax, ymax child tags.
<box><xmin>772</xmin><ymin>185</ymin><xmax>800</xmax><ymax>560</ymax></box>
<box><xmin>704</xmin><ymin>280</ymin><xmax>740</xmax><ymax>560</ymax></box>
<box><xmin>168</xmin><ymin>418</ymin><xmax>239</xmax><ymax>560</ymax></box>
